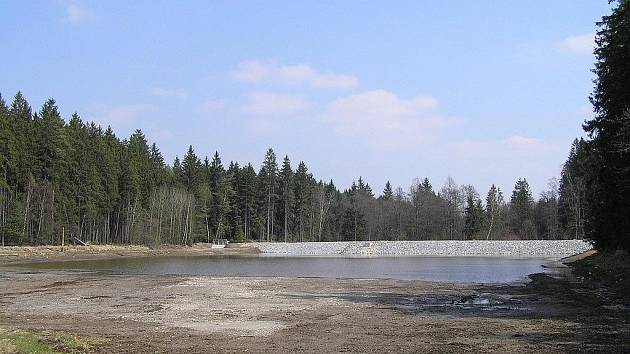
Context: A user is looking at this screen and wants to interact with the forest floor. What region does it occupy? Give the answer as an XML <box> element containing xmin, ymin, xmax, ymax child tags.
<box><xmin>0</xmin><ymin>248</ymin><xmax>629</xmax><ymax>353</ymax></box>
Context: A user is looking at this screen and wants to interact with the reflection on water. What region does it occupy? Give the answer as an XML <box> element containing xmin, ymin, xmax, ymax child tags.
<box><xmin>20</xmin><ymin>255</ymin><xmax>555</xmax><ymax>284</ymax></box>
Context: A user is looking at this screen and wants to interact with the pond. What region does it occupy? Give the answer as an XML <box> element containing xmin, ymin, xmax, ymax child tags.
<box><xmin>19</xmin><ymin>255</ymin><xmax>558</xmax><ymax>284</ymax></box>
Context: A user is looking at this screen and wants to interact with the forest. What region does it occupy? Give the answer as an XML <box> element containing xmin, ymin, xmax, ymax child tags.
<box><xmin>0</xmin><ymin>91</ymin><xmax>586</xmax><ymax>246</ymax></box>
<box><xmin>1</xmin><ymin>2</ymin><xmax>628</xmax><ymax>250</ymax></box>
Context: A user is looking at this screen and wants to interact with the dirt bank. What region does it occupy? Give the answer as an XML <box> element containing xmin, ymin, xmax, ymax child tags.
<box><xmin>0</xmin><ymin>244</ymin><xmax>258</xmax><ymax>266</ymax></box>
<box><xmin>0</xmin><ymin>248</ymin><xmax>628</xmax><ymax>353</ymax></box>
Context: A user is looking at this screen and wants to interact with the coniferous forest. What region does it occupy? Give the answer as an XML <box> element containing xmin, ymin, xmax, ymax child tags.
<box><xmin>0</xmin><ymin>91</ymin><xmax>585</xmax><ymax>247</ymax></box>
<box><xmin>1</xmin><ymin>2</ymin><xmax>628</xmax><ymax>250</ymax></box>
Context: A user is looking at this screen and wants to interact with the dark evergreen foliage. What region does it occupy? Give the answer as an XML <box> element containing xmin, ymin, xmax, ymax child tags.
<box><xmin>580</xmin><ymin>0</ymin><xmax>630</xmax><ymax>251</ymax></box>
<box><xmin>0</xmin><ymin>92</ymin><xmax>593</xmax><ymax>245</ymax></box>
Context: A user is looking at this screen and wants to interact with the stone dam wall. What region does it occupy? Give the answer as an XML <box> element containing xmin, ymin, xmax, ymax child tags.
<box><xmin>254</xmin><ymin>240</ymin><xmax>593</xmax><ymax>257</ymax></box>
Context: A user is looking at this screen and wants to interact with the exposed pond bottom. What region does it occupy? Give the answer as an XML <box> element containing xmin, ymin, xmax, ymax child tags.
<box><xmin>18</xmin><ymin>255</ymin><xmax>558</xmax><ymax>283</ymax></box>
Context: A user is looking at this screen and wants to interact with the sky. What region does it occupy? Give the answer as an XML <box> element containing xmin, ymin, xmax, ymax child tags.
<box><xmin>0</xmin><ymin>1</ymin><xmax>614</xmax><ymax>197</ymax></box>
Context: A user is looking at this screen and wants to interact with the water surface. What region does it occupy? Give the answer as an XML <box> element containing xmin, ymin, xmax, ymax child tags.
<box><xmin>19</xmin><ymin>255</ymin><xmax>555</xmax><ymax>283</ymax></box>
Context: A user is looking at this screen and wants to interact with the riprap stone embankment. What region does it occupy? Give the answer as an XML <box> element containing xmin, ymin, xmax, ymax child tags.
<box><xmin>254</xmin><ymin>240</ymin><xmax>592</xmax><ymax>257</ymax></box>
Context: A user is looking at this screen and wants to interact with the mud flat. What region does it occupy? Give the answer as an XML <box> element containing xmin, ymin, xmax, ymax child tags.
<box><xmin>1</xmin><ymin>261</ymin><xmax>629</xmax><ymax>352</ymax></box>
<box><xmin>255</xmin><ymin>240</ymin><xmax>593</xmax><ymax>257</ymax></box>
<box><xmin>0</xmin><ymin>244</ymin><xmax>257</xmax><ymax>266</ymax></box>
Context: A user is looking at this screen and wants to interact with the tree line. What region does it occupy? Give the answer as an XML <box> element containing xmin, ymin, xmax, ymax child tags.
<box><xmin>0</xmin><ymin>91</ymin><xmax>585</xmax><ymax>246</ymax></box>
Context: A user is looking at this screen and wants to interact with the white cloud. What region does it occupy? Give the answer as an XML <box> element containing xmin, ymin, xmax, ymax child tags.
<box><xmin>62</xmin><ymin>2</ymin><xmax>93</xmax><ymax>24</ymax></box>
<box><xmin>151</xmin><ymin>87</ymin><xmax>187</xmax><ymax>98</ymax></box>
<box><xmin>559</xmin><ymin>33</ymin><xmax>595</xmax><ymax>54</ymax></box>
<box><xmin>453</xmin><ymin>135</ymin><xmax>558</xmax><ymax>157</ymax></box>
<box><xmin>502</xmin><ymin>135</ymin><xmax>555</xmax><ymax>153</ymax></box>
<box><xmin>198</xmin><ymin>98</ymin><xmax>226</xmax><ymax>113</ymax></box>
<box><xmin>233</xmin><ymin>60</ymin><xmax>358</xmax><ymax>89</ymax></box>
<box><xmin>324</xmin><ymin>90</ymin><xmax>451</xmax><ymax>147</ymax></box>
<box><xmin>243</xmin><ymin>92</ymin><xmax>310</xmax><ymax>115</ymax></box>
<box><xmin>91</xmin><ymin>103</ymin><xmax>155</xmax><ymax>127</ymax></box>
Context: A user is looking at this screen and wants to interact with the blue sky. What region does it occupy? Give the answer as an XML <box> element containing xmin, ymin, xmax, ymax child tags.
<box><xmin>0</xmin><ymin>1</ymin><xmax>613</xmax><ymax>196</ymax></box>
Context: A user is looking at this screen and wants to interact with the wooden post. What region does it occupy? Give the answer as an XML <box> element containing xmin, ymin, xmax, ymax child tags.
<box><xmin>61</xmin><ymin>227</ymin><xmax>65</xmax><ymax>252</ymax></box>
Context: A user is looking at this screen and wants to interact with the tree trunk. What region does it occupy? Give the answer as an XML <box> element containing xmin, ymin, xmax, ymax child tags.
<box><xmin>22</xmin><ymin>184</ymin><xmax>31</xmax><ymax>244</ymax></box>
<box><xmin>284</xmin><ymin>200</ymin><xmax>288</xmax><ymax>243</ymax></box>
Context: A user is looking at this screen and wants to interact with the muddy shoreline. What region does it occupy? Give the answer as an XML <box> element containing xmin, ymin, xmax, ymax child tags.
<box><xmin>0</xmin><ymin>244</ymin><xmax>258</xmax><ymax>266</ymax></box>
<box><xmin>1</xmin><ymin>247</ymin><xmax>628</xmax><ymax>353</ymax></box>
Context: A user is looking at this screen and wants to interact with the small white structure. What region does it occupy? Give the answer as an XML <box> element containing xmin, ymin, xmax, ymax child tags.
<box><xmin>211</xmin><ymin>239</ymin><xmax>229</xmax><ymax>248</ymax></box>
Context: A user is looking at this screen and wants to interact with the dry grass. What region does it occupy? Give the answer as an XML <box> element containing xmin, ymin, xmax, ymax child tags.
<box><xmin>0</xmin><ymin>327</ymin><xmax>101</xmax><ymax>354</ymax></box>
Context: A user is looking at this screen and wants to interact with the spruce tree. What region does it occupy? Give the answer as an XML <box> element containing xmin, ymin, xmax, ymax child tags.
<box><xmin>484</xmin><ymin>184</ymin><xmax>504</xmax><ymax>240</ymax></box>
<box><xmin>101</xmin><ymin>126</ymin><xmax>121</xmax><ymax>209</ymax></box>
<box><xmin>279</xmin><ymin>155</ymin><xmax>294</xmax><ymax>242</ymax></box>
<box><xmin>509</xmin><ymin>178</ymin><xmax>535</xmax><ymax>239</ymax></box>
<box><xmin>226</xmin><ymin>162</ymin><xmax>242</xmax><ymax>240</ymax></box>
<box><xmin>172</xmin><ymin>156</ymin><xmax>183</xmax><ymax>187</ymax></box>
<box><xmin>464</xmin><ymin>194</ymin><xmax>484</xmax><ymax>239</ymax></box>
<box><xmin>293</xmin><ymin>161</ymin><xmax>311</xmax><ymax>241</ymax></box>
<box><xmin>382</xmin><ymin>181</ymin><xmax>393</xmax><ymax>200</ymax></box>
<box><xmin>9</xmin><ymin>92</ymin><xmax>34</xmax><ymax>191</ymax></box>
<box><xmin>239</xmin><ymin>163</ymin><xmax>258</xmax><ymax>240</ymax></box>
<box><xmin>0</xmin><ymin>94</ymin><xmax>11</xmax><ymax>246</ymax></box>
<box><xmin>583</xmin><ymin>0</ymin><xmax>630</xmax><ymax>250</ymax></box>
<box><xmin>420</xmin><ymin>178</ymin><xmax>433</xmax><ymax>194</ymax></box>
<box><xmin>126</xmin><ymin>130</ymin><xmax>152</xmax><ymax>207</ymax></box>
<box><xmin>260</xmin><ymin>148</ymin><xmax>278</xmax><ymax>241</ymax></box>
<box><xmin>213</xmin><ymin>162</ymin><xmax>234</xmax><ymax>240</ymax></box>
<box><xmin>182</xmin><ymin>146</ymin><xmax>201</xmax><ymax>194</ymax></box>
<box><xmin>558</xmin><ymin>139</ymin><xmax>589</xmax><ymax>239</ymax></box>
<box><xmin>0</xmin><ymin>94</ymin><xmax>12</xmax><ymax>185</ymax></box>
<box><xmin>208</xmin><ymin>151</ymin><xmax>224</xmax><ymax>237</ymax></box>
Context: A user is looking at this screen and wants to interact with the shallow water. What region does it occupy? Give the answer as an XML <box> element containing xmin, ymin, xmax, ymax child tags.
<box><xmin>19</xmin><ymin>255</ymin><xmax>556</xmax><ymax>283</ymax></box>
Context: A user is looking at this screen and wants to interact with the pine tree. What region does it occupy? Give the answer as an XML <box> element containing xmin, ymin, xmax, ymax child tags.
<box><xmin>101</xmin><ymin>126</ymin><xmax>121</xmax><ymax>209</ymax></box>
<box><xmin>260</xmin><ymin>148</ymin><xmax>278</xmax><ymax>241</ymax></box>
<box><xmin>0</xmin><ymin>94</ymin><xmax>11</xmax><ymax>246</ymax></box>
<box><xmin>239</xmin><ymin>163</ymin><xmax>258</xmax><ymax>240</ymax></box>
<box><xmin>182</xmin><ymin>146</ymin><xmax>201</xmax><ymax>194</ymax></box>
<box><xmin>279</xmin><ymin>155</ymin><xmax>294</xmax><ymax>242</ymax></box>
<box><xmin>582</xmin><ymin>0</ymin><xmax>630</xmax><ymax>250</ymax></box>
<box><xmin>226</xmin><ymin>162</ymin><xmax>242</xmax><ymax>240</ymax></box>
<box><xmin>420</xmin><ymin>178</ymin><xmax>433</xmax><ymax>194</ymax></box>
<box><xmin>149</xmin><ymin>143</ymin><xmax>166</xmax><ymax>188</ymax></box>
<box><xmin>9</xmin><ymin>92</ymin><xmax>34</xmax><ymax>191</ymax></box>
<box><xmin>558</xmin><ymin>139</ymin><xmax>589</xmax><ymax>239</ymax></box>
<box><xmin>382</xmin><ymin>181</ymin><xmax>393</xmax><ymax>200</ymax></box>
<box><xmin>484</xmin><ymin>184</ymin><xmax>504</xmax><ymax>240</ymax></box>
<box><xmin>293</xmin><ymin>161</ymin><xmax>311</xmax><ymax>241</ymax></box>
<box><xmin>0</xmin><ymin>94</ymin><xmax>12</xmax><ymax>185</ymax></box>
<box><xmin>510</xmin><ymin>178</ymin><xmax>535</xmax><ymax>239</ymax></box>
<box><xmin>463</xmin><ymin>187</ymin><xmax>484</xmax><ymax>239</ymax></box>
<box><xmin>343</xmin><ymin>181</ymin><xmax>367</xmax><ymax>241</ymax></box>
<box><xmin>536</xmin><ymin>179</ymin><xmax>559</xmax><ymax>240</ymax></box>
<box><xmin>172</xmin><ymin>156</ymin><xmax>183</xmax><ymax>187</ymax></box>
<box><xmin>130</xmin><ymin>130</ymin><xmax>154</xmax><ymax>207</ymax></box>
<box><xmin>356</xmin><ymin>176</ymin><xmax>373</xmax><ymax>197</ymax></box>
<box><xmin>207</xmin><ymin>151</ymin><xmax>224</xmax><ymax>238</ymax></box>
<box><xmin>213</xmin><ymin>162</ymin><xmax>234</xmax><ymax>240</ymax></box>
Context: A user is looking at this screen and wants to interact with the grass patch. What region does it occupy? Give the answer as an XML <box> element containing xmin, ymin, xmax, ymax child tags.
<box><xmin>0</xmin><ymin>327</ymin><xmax>98</xmax><ymax>354</ymax></box>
